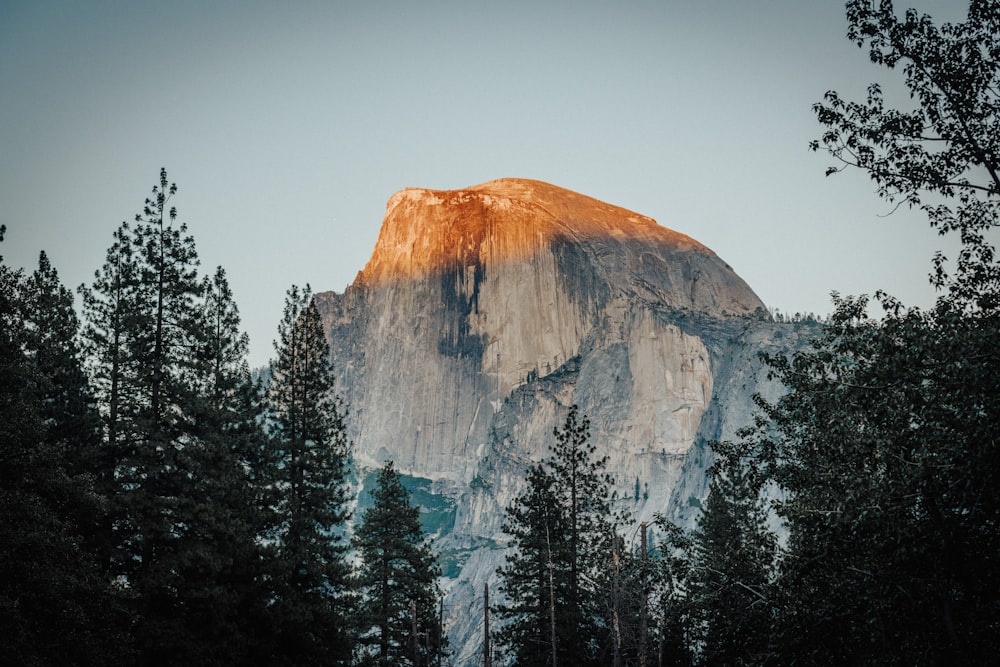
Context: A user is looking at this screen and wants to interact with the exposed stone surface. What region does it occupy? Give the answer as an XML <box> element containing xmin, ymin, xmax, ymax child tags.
<box><xmin>314</xmin><ymin>178</ymin><xmax>787</xmax><ymax>662</ymax></box>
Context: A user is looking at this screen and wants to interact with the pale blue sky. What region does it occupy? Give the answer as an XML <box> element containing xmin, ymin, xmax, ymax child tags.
<box><xmin>1</xmin><ymin>0</ymin><xmax>966</xmax><ymax>366</ymax></box>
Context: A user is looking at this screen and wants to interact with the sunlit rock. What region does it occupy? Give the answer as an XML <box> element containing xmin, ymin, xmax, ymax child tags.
<box><xmin>314</xmin><ymin>178</ymin><xmax>786</xmax><ymax>662</ymax></box>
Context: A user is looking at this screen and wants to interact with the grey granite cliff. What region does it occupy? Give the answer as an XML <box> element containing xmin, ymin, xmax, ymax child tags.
<box><xmin>314</xmin><ymin>178</ymin><xmax>793</xmax><ymax>662</ymax></box>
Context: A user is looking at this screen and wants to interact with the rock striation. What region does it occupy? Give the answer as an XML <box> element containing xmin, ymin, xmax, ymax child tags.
<box><xmin>314</xmin><ymin>178</ymin><xmax>788</xmax><ymax>662</ymax></box>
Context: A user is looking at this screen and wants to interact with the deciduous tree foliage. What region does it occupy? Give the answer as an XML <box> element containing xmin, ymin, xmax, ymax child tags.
<box><xmin>645</xmin><ymin>4</ymin><xmax>1000</xmax><ymax>664</ymax></box>
<box><xmin>756</xmin><ymin>292</ymin><xmax>1000</xmax><ymax>664</ymax></box>
<box><xmin>758</xmin><ymin>0</ymin><xmax>1000</xmax><ymax>662</ymax></box>
<box><xmin>353</xmin><ymin>461</ymin><xmax>444</xmax><ymax>667</ymax></box>
<box><xmin>812</xmin><ymin>0</ymin><xmax>1000</xmax><ymax>306</ymax></box>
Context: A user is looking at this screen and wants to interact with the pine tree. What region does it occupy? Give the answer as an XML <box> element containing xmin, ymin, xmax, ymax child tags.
<box><xmin>263</xmin><ymin>284</ymin><xmax>353</xmax><ymax>665</ymax></box>
<box><xmin>23</xmin><ymin>251</ymin><xmax>111</xmax><ymax>563</ymax></box>
<box><xmin>353</xmin><ymin>461</ymin><xmax>445</xmax><ymax>667</ymax></box>
<box><xmin>24</xmin><ymin>251</ymin><xmax>104</xmax><ymax>478</ymax></box>
<box><xmin>648</xmin><ymin>520</ymin><xmax>694</xmax><ymax>667</ymax></box>
<box><xmin>548</xmin><ymin>405</ymin><xmax>620</xmax><ymax>665</ymax></box>
<box><xmin>167</xmin><ymin>265</ymin><xmax>271</xmax><ymax>665</ymax></box>
<box><xmin>78</xmin><ymin>219</ymin><xmax>141</xmax><ymax>569</ymax></box>
<box><xmin>0</xmin><ymin>233</ymin><xmax>132</xmax><ymax>665</ymax></box>
<box><xmin>496</xmin><ymin>406</ymin><xmax>620</xmax><ymax>666</ymax></box>
<box><xmin>79</xmin><ymin>169</ymin><xmax>201</xmax><ymax>578</ymax></box>
<box><xmin>604</xmin><ymin>522</ymin><xmax>682</xmax><ymax>667</ymax></box>
<box><xmin>495</xmin><ymin>465</ymin><xmax>565</xmax><ymax>667</ymax></box>
<box><xmin>79</xmin><ymin>170</ymin><xmax>268</xmax><ymax>663</ymax></box>
<box><xmin>685</xmin><ymin>439</ymin><xmax>775</xmax><ymax>665</ymax></box>
<box><xmin>87</xmin><ymin>170</ymin><xmax>210</xmax><ymax>662</ymax></box>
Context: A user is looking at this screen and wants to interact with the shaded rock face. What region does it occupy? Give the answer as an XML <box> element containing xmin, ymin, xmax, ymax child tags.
<box><xmin>314</xmin><ymin>178</ymin><xmax>784</xmax><ymax>662</ymax></box>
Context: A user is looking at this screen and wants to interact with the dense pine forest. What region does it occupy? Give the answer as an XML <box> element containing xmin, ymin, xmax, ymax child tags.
<box><xmin>0</xmin><ymin>167</ymin><xmax>444</xmax><ymax>666</ymax></box>
<box><xmin>3</xmin><ymin>1</ymin><xmax>1000</xmax><ymax>665</ymax></box>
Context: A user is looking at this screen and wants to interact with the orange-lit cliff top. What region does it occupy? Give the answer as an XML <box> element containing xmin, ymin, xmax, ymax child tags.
<box><xmin>358</xmin><ymin>178</ymin><xmax>711</xmax><ymax>285</ymax></box>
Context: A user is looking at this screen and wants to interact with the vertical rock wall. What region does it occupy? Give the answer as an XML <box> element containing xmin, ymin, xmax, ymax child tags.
<box><xmin>313</xmin><ymin>178</ymin><xmax>780</xmax><ymax>661</ymax></box>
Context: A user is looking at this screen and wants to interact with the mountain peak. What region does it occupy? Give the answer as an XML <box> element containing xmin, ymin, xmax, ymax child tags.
<box><xmin>316</xmin><ymin>179</ymin><xmax>774</xmax><ymax>659</ymax></box>
<box><xmin>359</xmin><ymin>178</ymin><xmax>709</xmax><ymax>287</ymax></box>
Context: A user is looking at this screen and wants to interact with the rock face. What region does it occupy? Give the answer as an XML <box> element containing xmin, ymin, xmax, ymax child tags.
<box><xmin>314</xmin><ymin>178</ymin><xmax>787</xmax><ymax>662</ymax></box>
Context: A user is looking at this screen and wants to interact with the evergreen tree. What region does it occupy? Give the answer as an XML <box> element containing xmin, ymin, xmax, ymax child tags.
<box><xmin>606</xmin><ymin>522</ymin><xmax>689</xmax><ymax>667</ymax></box>
<box><xmin>495</xmin><ymin>465</ymin><xmax>564</xmax><ymax>667</ymax></box>
<box><xmin>80</xmin><ymin>170</ymin><xmax>268</xmax><ymax>663</ymax></box>
<box><xmin>685</xmin><ymin>439</ymin><xmax>775</xmax><ymax>665</ymax></box>
<box><xmin>547</xmin><ymin>405</ymin><xmax>619</xmax><ymax>665</ymax></box>
<box><xmin>78</xmin><ymin>219</ymin><xmax>141</xmax><ymax>570</ymax></box>
<box><xmin>496</xmin><ymin>406</ymin><xmax>619</xmax><ymax>666</ymax></box>
<box><xmin>166</xmin><ymin>265</ymin><xmax>271</xmax><ymax>665</ymax></box>
<box><xmin>83</xmin><ymin>169</ymin><xmax>211</xmax><ymax>662</ymax></box>
<box><xmin>23</xmin><ymin>251</ymin><xmax>112</xmax><ymax>567</ymax></box>
<box><xmin>0</xmin><ymin>232</ymin><xmax>132</xmax><ymax>665</ymax></box>
<box><xmin>23</xmin><ymin>251</ymin><xmax>104</xmax><ymax>479</ymax></box>
<box><xmin>648</xmin><ymin>521</ymin><xmax>694</xmax><ymax>667</ymax></box>
<box><xmin>79</xmin><ymin>168</ymin><xmax>202</xmax><ymax>580</ymax></box>
<box><xmin>263</xmin><ymin>284</ymin><xmax>353</xmax><ymax>665</ymax></box>
<box><xmin>353</xmin><ymin>461</ymin><xmax>445</xmax><ymax>667</ymax></box>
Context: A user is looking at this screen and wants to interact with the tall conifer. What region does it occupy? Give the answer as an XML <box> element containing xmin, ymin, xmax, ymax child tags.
<box><xmin>685</xmin><ymin>440</ymin><xmax>775</xmax><ymax>665</ymax></box>
<box><xmin>109</xmin><ymin>170</ymin><xmax>206</xmax><ymax>661</ymax></box>
<box><xmin>80</xmin><ymin>170</ymin><xmax>267</xmax><ymax>663</ymax></box>
<box><xmin>263</xmin><ymin>284</ymin><xmax>353</xmax><ymax>665</ymax></box>
<box><xmin>495</xmin><ymin>464</ymin><xmax>565</xmax><ymax>667</ymax></box>
<box><xmin>496</xmin><ymin>406</ymin><xmax>619</xmax><ymax>666</ymax></box>
<box><xmin>166</xmin><ymin>265</ymin><xmax>270</xmax><ymax>664</ymax></box>
<box><xmin>24</xmin><ymin>252</ymin><xmax>103</xmax><ymax>475</ymax></box>
<box><xmin>353</xmin><ymin>461</ymin><xmax>445</xmax><ymax>666</ymax></box>
<box><xmin>1</xmin><ymin>234</ymin><xmax>131</xmax><ymax>665</ymax></box>
<box><xmin>78</xmin><ymin>219</ymin><xmax>141</xmax><ymax>550</ymax></box>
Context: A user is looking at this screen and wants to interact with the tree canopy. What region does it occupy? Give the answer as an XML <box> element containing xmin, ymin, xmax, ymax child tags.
<box><xmin>812</xmin><ymin>0</ymin><xmax>1000</xmax><ymax>307</ymax></box>
<box><xmin>641</xmin><ymin>2</ymin><xmax>1000</xmax><ymax>664</ymax></box>
<box><xmin>353</xmin><ymin>461</ymin><xmax>444</xmax><ymax>667</ymax></box>
<box><xmin>495</xmin><ymin>405</ymin><xmax>620</xmax><ymax>667</ymax></box>
<box><xmin>262</xmin><ymin>284</ymin><xmax>354</xmax><ymax>665</ymax></box>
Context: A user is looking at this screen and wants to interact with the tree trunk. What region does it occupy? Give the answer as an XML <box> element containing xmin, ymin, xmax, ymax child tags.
<box><xmin>484</xmin><ymin>582</ymin><xmax>491</xmax><ymax>667</ymax></box>
<box><xmin>613</xmin><ymin>529</ymin><xmax>622</xmax><ymax>667</ymax></box>
<box><xmin>411</xmin><ymin>598</ymin><xmax>419</xmax><ymax>667</ymax></box>
<box><xmin>640</xmin><ymin>522</ymin><xmax>648</xmax><ymax>667</ymax></box>
<box><xmin>546</xmin><ymin>522</ymin><xmax>558</xmax><ymax>667</ymax></box>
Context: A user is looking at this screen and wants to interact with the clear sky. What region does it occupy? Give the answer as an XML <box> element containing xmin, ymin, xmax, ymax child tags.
<box><xmin>0</xmin><ymin>0</ymin><xmax>967</xmax><ymax>367</ymax></box>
